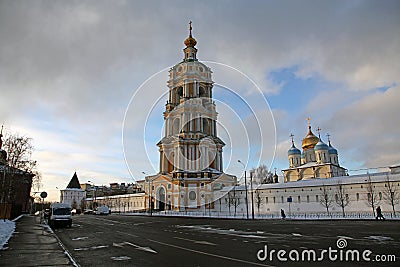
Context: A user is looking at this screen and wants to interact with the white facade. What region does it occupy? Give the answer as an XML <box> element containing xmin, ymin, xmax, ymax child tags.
<box><xmin>60</xmin><ymin>188</ymin><xmax>86</xmax><ymax>209</ymax></box>
<box><xmin>87</xmin><ymin>193</ymin><xmax>146</xmax><ymax>213</ymax></box>
<box><xmin>214</xmin><ymin>171</ymin><xmax>400</xmax><ymax>217</ymax></box>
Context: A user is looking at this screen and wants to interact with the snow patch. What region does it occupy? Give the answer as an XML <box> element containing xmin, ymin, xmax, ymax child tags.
<box><xmin>0</xmin><ymin>220</ymin><xmax>16</xmax><ymax>250</ymax></box>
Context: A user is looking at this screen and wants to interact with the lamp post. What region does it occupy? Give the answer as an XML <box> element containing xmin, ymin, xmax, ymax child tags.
<box><xmin>237</xmin><ymin>160</ymin><xmax>249</xmax><ymax>220</ymax></box>
<box><xmin>250</xmin><ymin>172</ymin><xmax>254</xmax><ymax>220</ymax></box>
<box><xmin>143</xmin><ymin>172</ymin><xmax>152</xmax><ymax>216</ymax></box>
<box><xmin>88</xmin><ymin>180</ymin><xmax>96</xmax><ymax>210</ymax></box>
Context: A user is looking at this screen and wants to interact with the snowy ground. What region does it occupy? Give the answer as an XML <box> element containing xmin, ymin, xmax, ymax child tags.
<box><xmin>0</xmin><ymin>219</ymin><xmax>16</xmax><ymax>250</ymax></box>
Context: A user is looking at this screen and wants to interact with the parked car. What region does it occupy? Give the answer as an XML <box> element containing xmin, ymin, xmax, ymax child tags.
<box><xmin>96</xmin><ymin>206</ymin><xmax>110</xmax><ymax>215</ymax></box>
<box><xmin>83</xmin><ymin>209</ymin><xmax>94</xmax><ymax>214</ymax></box>
<box><xmin>48</xmin><ymin>203</ymin><xmax>72</xmax><ymax>228</ymax></box>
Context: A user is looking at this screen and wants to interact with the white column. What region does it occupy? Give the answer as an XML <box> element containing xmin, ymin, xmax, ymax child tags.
<box><xmin>196</xmin><ymin>113</ymin><xmax>200</xmax><ymax>132</ymax></box>
<box><xmin>182</xmin><ymin>113</ymin><xmax>186</xmax><ymax>133</ymax></box>
<box><xmin>189</xmin><ymin>113</ymin><xmax>193</xmax><ymax>132</ymax></box>
<box><xmin>191</xmin><ymin>146</ymin><xmax>194</xmax><ymax>171</ymax></box>
<box><xmin>184</xmin><ymin>145</ymin><xmax>188</xmax><ymax>170</ymax></box>
<box><xmin>175</xmin><ymin>147</ymin><xmax>179</xmax><ymax>170</ymax></box>
<box><xmin>219</xmin><ymin>151</ymin><xmax>223</xmax><ymax>171</ymax></box>
<box><xmin>159</xmin><ymin>152</ymin><xmax>163</xmax><ymax>172</ymax></box>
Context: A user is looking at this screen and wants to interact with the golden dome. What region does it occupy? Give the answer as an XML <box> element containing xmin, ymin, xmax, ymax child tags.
<box><xmin>184</xmin><ymin>21</ymin><xmax>197</xmax><ymax>47</ymax></box>
<box><xmin>302</xmin><ymin>126</ymin><xmax>319</xmax><ymax>150</ymax></box>
<box><xmin>184</xmin><ymin>35</ymin><xmax>197</xmax><ymax>47</ymax></box>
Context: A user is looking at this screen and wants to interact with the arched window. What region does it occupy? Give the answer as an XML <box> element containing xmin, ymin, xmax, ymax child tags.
<box><xmin>189</xmin><ymin>191</ymin><xmax>196</xmax><ymax>201</ymax></box>
<box><xmin>199</xmin><ymin>86</ymin><xmax>206</xmax><ymax>97</ymax></box>
<box><xmin>177</xmin><ymin>87</ymin><xmax>183</xmax><ymax>98</ymax></box>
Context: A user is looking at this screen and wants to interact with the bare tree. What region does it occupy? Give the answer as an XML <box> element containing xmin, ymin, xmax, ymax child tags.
<box><xmin>365</xmin><ymin>174</ymin><xmax>380</xmax><ymax>218</ymax></box>
<box><xmin>231</xmin><ymin>191</ymin><xmax>240</xmax><ymax>217</ymax></box>
<box><xmin>225</xmin><ymin>187</ymin><xmax>240</xmax><ymax>217</ymax></box>
<box><xmin>3</xmin><ymin>133</ymin><xmax>36</xmax><ymax>172</ymax></box>
<box><xmin>225</xmin><ymin>192</ymin><xmax>232</xmax><ymax>216</ymax></box>
<box><xmin>250</xmin><ymin>164</ymin><xmax>273</xmax><ymax>184</ymax></box>
<box><xmin>254</xmin><ymin>189</ymin><xmax>263</xmax><ymax>214</ymax></box>
<box><xmin>80</xmin><ymin>199</ymin><xmax>86</xmax><ymax>212</ymax></box>
<box><xmin>1</xmin><ymin>131</ymin><xmax>39</xmax><ymax>205</ymax></box>
<box><xmin>319</xmin><ymin>183</ymin><xmax>333</xmax><ymax>216</ymax></box>
<box><xmin>334</xmin><ymin>181</ymin><xmax>350</xmax><ymax>217</ymax></box>
<box><xmin>72</xmin><ymin>199</ymin><xmax>78</xmax><ymax>210</ymax></box>
<box><xmin>383</xmin><ymin>174</ymin><xmax>400</xmax><ymax>217</ymax></box>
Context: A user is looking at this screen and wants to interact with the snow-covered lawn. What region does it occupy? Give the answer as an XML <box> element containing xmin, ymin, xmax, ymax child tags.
<box><xmin>0</xmin><ymin>219</ymin><xmax>16</xmax><ymax>250</ymax></box>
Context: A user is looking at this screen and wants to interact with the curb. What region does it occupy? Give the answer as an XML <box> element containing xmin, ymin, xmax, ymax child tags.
<box><xmin>41</xmin><ymin>221</ymin><xmax>80</xmax><ymax>267</ymax></box>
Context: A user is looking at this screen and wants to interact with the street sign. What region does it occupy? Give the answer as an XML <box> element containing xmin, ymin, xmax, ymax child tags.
<box><xmin>287</xmin><ymin>197</ymin><xmax>292</xmax><ymax>203</ymax></box>
<box><xmin>40</xmin><ymin>192</ymin><xmax>47</xmax><ymax>199</ymax></box>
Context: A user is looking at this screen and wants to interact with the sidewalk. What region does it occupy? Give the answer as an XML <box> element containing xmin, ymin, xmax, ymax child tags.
<box><xmin>0</xmin><ymin>215</ymin><xmax>74</xmax><ymax>266</ymax></box>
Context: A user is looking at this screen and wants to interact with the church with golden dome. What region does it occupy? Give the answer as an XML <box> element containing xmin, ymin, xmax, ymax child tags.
<box><xmin>282</xmin><ymin>119</ymin><xmax>347</xmax><ymax>182</ymax></box>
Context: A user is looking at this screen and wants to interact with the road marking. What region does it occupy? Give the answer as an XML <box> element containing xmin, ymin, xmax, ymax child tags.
<box><xmin>291</xmin><ymin>233</ymin><xmax>302</xmax><ymax>237</ymax></box>
<box><xmin>113</xmin><ymin>242</ymin><xmax>125</xmax><ymax>248</ymax></box>
<box><xmin>148</xmin><ymin>239</ymin><xmax>273</xmax><ymax>267</ymax></box>
<box><xmin>124</xmin><ymin>242</ymin><xmax>158</xmax><ymax>254</ymax></box>
<box><xmin>72</xmin><ymin>236</ymin><xmax>88</xmax><ymax>241</ymax></box>
<box><xmin>111</xmin><ymin>256</ymin><xmax>131</xmax><ymax>261</ymax></box>
<box><xmin>112</xmin><ymin>241</ymin><xmax>157</xmax><ymax>253</ymax></box>
<box><xmin>174</xmin><ymin>237</ymin><xmax>216</xmax><ymax>246</ymax></box>
<box><xmin>116</xmin><ymin>230</ymin><xmax>138</xmax><ymax>238</ymax></box>
<box><xmin>195</xmin><ymin>240</ymin><xmax>217</xmax><ymax>245</ymax></box>
<box><xmin>74</xmin><ymin>245</ymin><xmax>108</xmax><ymax>251</ymax></box>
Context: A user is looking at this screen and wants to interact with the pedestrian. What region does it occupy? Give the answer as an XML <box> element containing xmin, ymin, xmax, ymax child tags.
<box><xmin>376</xmin><ymin>206</ymin><xmax>385</xmax><ymax>221</ymax></box>
<box><xmin>281</xmin><ymin>209</ymin><xmax>286</xmax><ymax>220</ymax></box>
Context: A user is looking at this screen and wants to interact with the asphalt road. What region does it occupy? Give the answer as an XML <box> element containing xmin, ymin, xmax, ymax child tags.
<box><xmin>54</xmin><ymin>215</ymin><xmax>400</xmax><ymax>267</ymax></box>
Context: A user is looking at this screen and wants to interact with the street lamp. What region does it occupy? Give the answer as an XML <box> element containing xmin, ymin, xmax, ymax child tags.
<box><xmin>88</xmin><ymin>180</ymin><xmax>96</xmax><ymax>210</ymax></box>
<box><xmin>249</xmin><ymin>172</ymin><xmax>255</xmax><ymax>219</ymax></box>
<box><xmin>142</xmin><ymin>172</ymin><xmax>152</xmax><ymax>216</ymax></box>
<box><xmin>237</xmin><ymin>160</ymin><xmax>249</xmax><ymax>220</ymax></box>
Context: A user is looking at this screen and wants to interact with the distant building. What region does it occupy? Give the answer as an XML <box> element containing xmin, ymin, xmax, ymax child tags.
<box><xmin>215</xmin><ymin>168</ymin><xmax>400</xmax><ymax>217</ymax></box>
<box><xmin>0</xmin><ymin>127</ymin><xmax>34</xmax><ymax>219</ymax></box>
<box><xmin>81</xmin><ymin>182</ymin><xmax>142</xmax><ymax>199</ymax></box>
<box><xmin>86</xmin><ymin>193</ymin><xmax>146</xmax><ymax>213</ymax></box>
<box><xmin>282</xmin><ymin>119</ymin><xmax>347</xmax><ymax>182</ymax></box>
<box><xmin>60</xmin><ymin>172</ymin><xmax>86</xmax><ymax>210</ymax></box>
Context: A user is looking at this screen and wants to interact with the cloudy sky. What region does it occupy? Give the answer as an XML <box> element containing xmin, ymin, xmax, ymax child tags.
<box><xmin>0</xmin><ymin>0</ymin><xmax>399</xmax><ymax>201</ymax></box>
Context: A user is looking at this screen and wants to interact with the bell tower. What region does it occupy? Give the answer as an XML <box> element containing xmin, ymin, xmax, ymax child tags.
<box><xmin>158</xmin><ymin>22</ymin><xmax>225</xmax><ymax>179</ymax></box>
